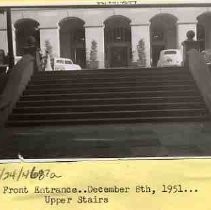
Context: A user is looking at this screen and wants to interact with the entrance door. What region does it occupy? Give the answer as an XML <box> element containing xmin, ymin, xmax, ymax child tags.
<box><xmin>152</xmin><ymin>45</ymin><xmax>165</xmax><ymax>67</ymax></box>
<box><xmin>76</xmin><ymin>48</ymin><xmax>86</xmax><ymax>68</ymax></box>
<box><xmin>68</xmin><ymin>47</ymin><xmax>86</xmax><ymax>68</ymax></box>
<box><xmin>110</xmin><ymin>47</ymin><xmax>128</xmax><ymax>68</ymax></box>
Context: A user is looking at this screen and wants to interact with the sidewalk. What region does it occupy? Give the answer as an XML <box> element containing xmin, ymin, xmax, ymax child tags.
<box><xmin>0</xmin><ymin>122</ymin><xmax>211</xmax><ymax>159</ymax></box>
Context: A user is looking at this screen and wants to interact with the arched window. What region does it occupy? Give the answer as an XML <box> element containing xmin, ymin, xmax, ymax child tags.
<box><xmin>59</xmin><ymin>17</ymin><xmax>86</xmax><ymax>68</ymax></box>
<box><xmin>150</xmin><ymin>14</ymin><xmax>177</xmax><ymax>66</ymax></box>
<box><xmin>197</xmin><ymin>12</ymin><xmax>211</xmax><ymax>51</ymax></box>
<box><xmin>14</xmin><ymin>19</ymin><xmax>40</xmax><ymax>56</ymax></box>
<box><xmin>104</xmin><ymin>15</ymin><xmax>131</xmax><ymax>68</ymax></box>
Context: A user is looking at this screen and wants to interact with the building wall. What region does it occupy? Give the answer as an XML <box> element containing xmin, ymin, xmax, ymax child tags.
<box><xmin>1</xmin><ymin>6</ymin><xmax>211</xmax><ymax>68</ymax></box>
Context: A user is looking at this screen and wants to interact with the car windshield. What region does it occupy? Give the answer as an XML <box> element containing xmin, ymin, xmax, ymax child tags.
<box><xmin>65</xmin><ymin>60</ymin><xmax>73</xmax><ymax>64</ymax></box>
<box><xmin>164</xmin><ymin>51</ymin><xmax>177</xmax><ymax>55</ymax></box>
<box><xmin>56</xmin><ymin>59</ymin><xmax>64</xmax><ymax>64</ymax></box>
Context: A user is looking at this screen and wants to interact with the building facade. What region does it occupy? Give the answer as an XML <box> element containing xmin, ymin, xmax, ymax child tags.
<box><xmin>0</xmin><ymin>5</ymin><xmax>211</xmax><ymax>68</ymax></box>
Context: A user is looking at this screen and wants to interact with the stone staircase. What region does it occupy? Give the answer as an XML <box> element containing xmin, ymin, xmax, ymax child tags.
<box><xmin>6</xmin><ymin>67</ymin><xmax>210</xmax><ymax>127</ymax></box>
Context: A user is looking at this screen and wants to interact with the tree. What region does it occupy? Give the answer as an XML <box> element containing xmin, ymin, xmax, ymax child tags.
<box><xmin>88</xmin><ymin>40</ymin><xmax>99</xmax><ymax>69</ymax></box>
<box><xmin>137</xmin><ymin>39</ymin><xmax>146</xmax><ymax>67</ymax></box>
<box><xmin>44</xmin><ymin>40</ymin><xmax>53</xmax><ymax>70</ymax></box>
<box><xmin>90</xmin><ymin>40</ymin><xmax>97</xmax><ymax>62</ymax></box>
<box><xmin>45</xmin><ymin>40</ymin><xmax>53</xmax><ymax>58</ymax></box>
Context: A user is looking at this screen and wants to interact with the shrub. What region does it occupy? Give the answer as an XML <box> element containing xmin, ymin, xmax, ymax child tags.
<box><xmin>90</xmin><ymin>40</ymin><xmax>97</xmax><ymax>62</ymax></box>
<box><xmin>45</xmin><ymin>40</ymin><xmax>53</xmax><ymax>58</ymax></box>
<box><xmin>137</xmin><ymin>39</ymin><xmax>146</xmax><ymax>67</ymax></box>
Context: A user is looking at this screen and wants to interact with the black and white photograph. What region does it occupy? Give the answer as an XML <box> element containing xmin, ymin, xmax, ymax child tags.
<box><xmin>1</xmin><ymin>2</ymin><xmax>211</xmax><ymax>159</ymax></box>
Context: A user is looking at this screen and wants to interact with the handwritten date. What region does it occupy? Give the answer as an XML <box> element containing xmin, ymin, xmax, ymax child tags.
<box><xmin>0</xmin><ymin>166</ymin><xmax>62</xmax><ymax>181</ymax></box>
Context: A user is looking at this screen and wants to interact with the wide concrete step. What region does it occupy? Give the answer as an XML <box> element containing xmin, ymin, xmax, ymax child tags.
<box><xmin>21</xmin><ymin>90</ymin><xmax>201</xmax><ymax>100</ymax></box>
<box><xmin>30</xmin><ymin>74</ymin><xmax>192</xmax><ymax>83</ymax></box>
<box><xmin>32</xmin><ymin>70</ymin><xmax>189</xmax><ymax>80</ymax></box>
<box><xmin>9</xmin><ymin>108</ymin><xmax>208</xmax><ymax>121</ymax></box>
<box><xmin>12</xmin><ymin>102</ymin><xmax>206</xmax><ymax>114</ymax></box>
<box><xmin>6</xmin><ymin>115</ymin><xmax>210</xmax><ymax>127</ymax></box>
<box><xmin>27</xmin><ymin>80</ymin><xmax>196</xmax><ymax>88</ymax></box>
<box><xmin>33</xmin><ymin>67</ymin><xmax>186</xmax><ymax>76</ymax></box>
<box><xmin>23</xmin><ymin>84</ymin><xmax>198</xmax><ymax>95</ymax></box>
<box><xmin>16</xmin><ymin>96</ymin><xmax>204</xmax><ymax>106</ymax></box>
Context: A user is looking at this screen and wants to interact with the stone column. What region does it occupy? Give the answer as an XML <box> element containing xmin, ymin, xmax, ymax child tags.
<box><xmin>85</xmin><ymin>25</ymin><xmax>104</xmax><ymax>69</ymax></box>
<box><xmin>12</xmin><ymin>25</ymin><xmax>17</xmax><ymax>60</ymax></box>
<box><xmin>177</xmin><ymin>22</ymin><xmax>197</xmax><ymax>49</ymax></box>
<box><xmin>40</xmin><ymin>27</ymin><xmax>60</xmax><ymax>57</ymax></box>
<box><xmin>131</xmin><ymin>23</ymin><xmax>151</xmax><ymax>67</ymax></box>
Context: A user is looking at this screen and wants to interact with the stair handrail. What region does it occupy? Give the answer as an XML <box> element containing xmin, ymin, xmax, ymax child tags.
<box><xmin>0</xmin><ymin>53</ymin><xmax>36</xmax><ymax>126</ymax></box>
<box><xmin>188</xmin><ymin>49</ymin><xmax>211</xmax><ymax>114</ymax></box>
<box><xmin>0</xmin><ymin>36</ymin><xmax>43</xmax><ymax>127</ymax></box>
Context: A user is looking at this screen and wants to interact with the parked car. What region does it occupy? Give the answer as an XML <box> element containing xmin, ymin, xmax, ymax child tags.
<box><xmin>52</xmin><ymin>58</ymin><xmax>81</xmax><ymax>71</ymax></box>
<box><xmin>0</xmin><ymin>49</ymin><xmax>9</xmax><ymax>73</ymax></box>
<box><xmin>157</xmin><ymin>49</ymin><xmax>183</xmax><ymax>67</ymax></box>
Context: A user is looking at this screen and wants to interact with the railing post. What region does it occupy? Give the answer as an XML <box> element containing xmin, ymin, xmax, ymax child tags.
<box><xmin>182</xmin><ymin>30</ymin><xmax>200</xmax><ymax>68</ymax></box>
<box><xmin>23</xmin><ymin>36</ymin><xmax>42</xmax><ymax>72</ymax></box>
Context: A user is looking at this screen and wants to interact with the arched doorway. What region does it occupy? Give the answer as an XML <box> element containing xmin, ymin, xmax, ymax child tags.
<box><xmin>150</xmin><ymin>14</ymin><xmax>177</xmax><ymax>67</ymax></box>
<box><xmin>104</xmin><ymin>15</ymin><xmax>131</xmax><ymax>68</ymax></box>
<box><xmin>197</xmin><ymin>24</ymin><xmax>205</xmax><ymax>51</ymax></box>
<box><xmin>14</xmin><ymin>19</ymin><xmax>40</xmax><ymax>56</ymax></box>
<box><xmin>197</xmin><ymin>13</ymin><xmax>211</xmax><ymax>51</ymax></box>
<box><xmin>59</xmin><ymin>17</ymin><xmax>86</xmax><ymax>68</ymax></box>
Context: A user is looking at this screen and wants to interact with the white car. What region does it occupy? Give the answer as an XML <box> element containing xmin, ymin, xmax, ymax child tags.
<box><xmin>53</xmin><ymin>58</ymin><xmax>81</xmax><ymax>71</ymax></box>
<box><xmin>157</xmin><ymin>49</ymin><xmax>183</xmax><ymax>67</ymax></box>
